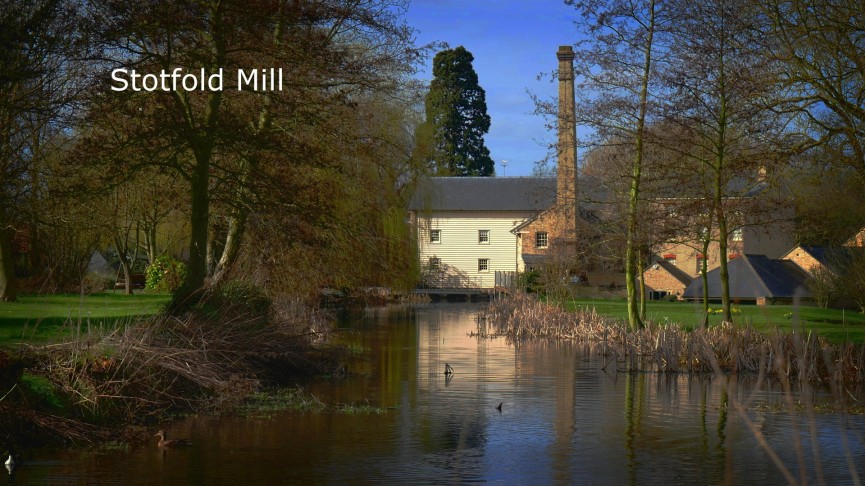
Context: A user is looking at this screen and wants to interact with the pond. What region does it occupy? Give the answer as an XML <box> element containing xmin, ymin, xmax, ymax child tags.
<box><xmin>10</xmin><ymin>303</ymin><xmax>865</xmax><ymax>484</ymax></box>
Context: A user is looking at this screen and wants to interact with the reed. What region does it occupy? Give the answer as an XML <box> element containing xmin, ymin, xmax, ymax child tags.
<box><xmin>478</xmin><ymin>294</ymin><xmax>865</xmax><ymax>384</ymax></box>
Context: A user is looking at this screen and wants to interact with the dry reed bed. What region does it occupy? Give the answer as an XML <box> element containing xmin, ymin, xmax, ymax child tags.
<box><xmin>4</xmin><ymin>298</ymin><xmax>338</xmax><ymax>446</ymax></box>
<box><xmin>478</xmin><ymin>294</ymin><xmax>865</xmax><ymax>384</ymax></box>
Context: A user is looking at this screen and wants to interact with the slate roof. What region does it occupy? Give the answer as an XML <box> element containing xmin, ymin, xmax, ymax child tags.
<box><xmin>654</xmin><ymin>260</ymin><xmax>693</xmax><ymax>286</ymax></box>
<box><xmin>408</xmin><ymin>177</ymin><xmax>556</xmax><ymax>212</ymax></box>
<box><xmin>798</xmin><ymin>246</ymin><xmax>851</xmax><ymax>271</ymax></box>
<box><xmin>683</xmin><ymin>254</ymin><xmax>810</xmax><ymax>300</ymax></box>
<box><xmin>522</xmin><ymin>254</ymin><xmax>547</xmax><ymax>266</ymax></box>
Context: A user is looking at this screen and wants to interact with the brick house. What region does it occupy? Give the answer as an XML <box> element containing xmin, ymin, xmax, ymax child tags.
<box><xmin>780</xmin><ymin>245</ymin><xmax>846</xmax><ymax>274</ymax></box>
<box><xmin>643</xmin><ymin>260</ymin><xmax>692</xmax><ymax>298</ymax></box>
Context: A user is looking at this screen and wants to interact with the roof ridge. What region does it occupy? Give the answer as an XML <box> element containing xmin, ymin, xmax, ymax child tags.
<box><xmin>740</xmin><ymin>254</ymin><xmax>773</xmax><ymax>297</ymax></box>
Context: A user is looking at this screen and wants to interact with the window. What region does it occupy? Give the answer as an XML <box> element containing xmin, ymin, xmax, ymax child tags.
<box><xmin>478</xmin><ymin>229</ymin><xmax>490</xmax><ymax>244</ymax></box>
<box><xmin>731</xmin><ymin>227</ymin><xmax>743</xmax><ymax>242</ymax></box>
<box><xmin>478</xmin><ymin>258</ymin><xmax>489</xmax><ymax>272</ymax></box>
<box><xmin>536</xmin><ymin>232</ymin><xmax>548</xmax><ymax>249</ymax></box>
<box><xmin>430</xmin><ymin>229</ymin><xmax>441</xmax><ymax>243</ymax></box>
<box><xmin>696</xmin><ymin>253</ymin><xmax>705</xmax><ymax>274</ymax></box>
<box><xmin>428</xmin><ymin>257</ymin><xmax>441</xmax><ymax>270</ymax></box>
<box><xmin>663</xmin><ymin>253</ymin><xmax>677</xmax><ymax>266</ymax></box>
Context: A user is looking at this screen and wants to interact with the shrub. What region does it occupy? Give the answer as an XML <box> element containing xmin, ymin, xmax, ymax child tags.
<box><xmin>145</xmin><ymin>256</ymin><xmax>187</xmax><ymax>292</ymax></box>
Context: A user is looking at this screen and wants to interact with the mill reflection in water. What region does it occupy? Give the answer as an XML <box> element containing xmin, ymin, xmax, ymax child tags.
<box><xmin>17</xmin><ymin>303</ymin><xmax>865</xmax><ymax>484</ymax></box>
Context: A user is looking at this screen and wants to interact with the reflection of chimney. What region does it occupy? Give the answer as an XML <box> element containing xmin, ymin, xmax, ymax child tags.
<box><xmin>557</xmin><ymin>45</ymin><xmax>577</xmax><ymax>238</ymax></box>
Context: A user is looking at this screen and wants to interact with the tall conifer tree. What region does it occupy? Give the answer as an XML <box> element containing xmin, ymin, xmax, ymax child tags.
<box><xmin>417</xmin><ymin>46</ymin><xmax>494</xmax><ymax>176</ymax></box>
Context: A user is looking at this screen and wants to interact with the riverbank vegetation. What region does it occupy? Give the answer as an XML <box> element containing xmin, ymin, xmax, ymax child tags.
<box><xmin>479</xmin><ymin>294</ymin><xmax>865</xmax><ymax>384</ymax></box>
<box><xmin>564</xmin><ymin>299</ymin><xmax>865</xmax><ymax>343</ymax></box>
<box><xmin>0</xmin><ymin>294</ymin><xmax>337</xmax><ymax>450</ymax></box>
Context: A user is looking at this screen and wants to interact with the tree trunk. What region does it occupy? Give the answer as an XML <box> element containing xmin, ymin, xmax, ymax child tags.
<box><xmin>625</xmin><ymin>0</ymin><xmax>656</xmax><ymax>331</ymax></box>
<box><xmin>0</xmin><ymin>207</ymin><xmax>18</xmax><ymax>302</ymax></box>
<box><xmin>178</xmin><ymin>159</ymin><xmax>210</xmax><ymax>302</ymax></box>
<box><xmin>113</xmin><ymin>235</ymin><xmax>133</xmax><ymax>295</ymax></box>
<box><xmin>716</xmin><ymin>186</ymin><xmax>732</xmax><ymax>322</ymax></box>
<box><xmin>211</xmin><ymin>210</ymin><xmax>247</xmax><ymax>286</ymax></box>
<box><xmin>700</xmin><ymin>238</ymin><xmax>711</xmax><ymax>328</ymax></box>
<box><xmin>119</xmin><ymin>258</ymin><xmax>133</xmax><ymax>295</ymax></box>
<box><xmin>638</xmin><ymin>249</ymin><xmax>646</xmax><ymax>322</ymax></box>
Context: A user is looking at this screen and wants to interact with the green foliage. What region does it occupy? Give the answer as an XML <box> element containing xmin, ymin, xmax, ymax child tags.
<box><xmin>520</xmin><ymin>271</ymin><xmax>542</xmax><ymax>293</ymax></box>
<box><xmin>20</xmin><ymin>373</ymin><xmax>64</xmax><ymax>411</ymax></box>
<box><xmin>416</xmin><ymin>46</ymin><xmax>494</xmax><ymax>176</ymax></box>
<box><xmin>145</xmin><ymin>256</ymin><xmax>187</xmax><ymax>292</ymax></box>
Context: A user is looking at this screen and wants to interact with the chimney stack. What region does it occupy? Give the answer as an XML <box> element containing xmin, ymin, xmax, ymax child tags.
<box><xmin>556</xmin><ymin>45</ymin><xmax>577</xmax><ymax>239</ymax></box>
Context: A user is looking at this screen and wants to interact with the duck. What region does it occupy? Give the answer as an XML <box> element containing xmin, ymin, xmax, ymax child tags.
<box><xmin>444</xmin><ymin>363</ymin><xmax>454</xmax><ymax>375</ymax></box>
<box><xmin>496</xmin><ymin>402</ymin><xmax>503</xmax><ymax>412</ymax></box>
<box><xmin>154</xmin><ymin>430</ymin><xmax>190</xmax><ymax>447</ymax></box>
<box><xmin>4</xmin><ymin>454</ymin><xmax>13</xmax><ymax>468</ymax></box>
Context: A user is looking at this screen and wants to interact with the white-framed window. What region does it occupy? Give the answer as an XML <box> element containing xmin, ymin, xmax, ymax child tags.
<box><xmin>428</xmin><ymin>257</ymin><xmax>441</xmax><ymax>270</ymax></box>
<box><xmin>664</xmin><ymin>254</ymin><xmax>677</xmax><ymax>266</ymax></box>
<box><xmin>478</xmin><ymin>258</ymin><xmax>489</xmax><ymax>272</ymax></box>
<box><xmin>430</xmin><ymin>229</ymin><xmax>441</xmax><ymax>243</ymax></box>
<box><xmin>478</xmin><ymin>229</ymin><xmax>490</xmax><ymax>244</ymax></box>
<box><xmin>536</xmin><ymin>232</ymin><xmax>548</xmax><ymax>249</ymax></box>
<box><xmin>731</xmin><ymin>227</ymin><xmax>743</xmax><ymax>242</ymax></box>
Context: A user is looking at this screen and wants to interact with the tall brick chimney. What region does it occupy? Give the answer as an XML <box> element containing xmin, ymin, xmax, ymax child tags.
<box><xmin>556</xmin><ymin>45</ymin><xmax>577</xmax><ymax>239</ymax></box>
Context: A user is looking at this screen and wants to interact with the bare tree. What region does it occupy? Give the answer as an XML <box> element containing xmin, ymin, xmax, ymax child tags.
<box><xmin>659</xmin><ymin>0</ymin><xmax>790</xmax><ymax>321</ymax></box>
<box><xmin>757</xmin><ymin>0</ymin><xmax>865</xmax><ymax>175</ymax></box>
<box><xmin>567</xmin><ymin>0</ymin><xmax>673</xmax><ymax>330</ymax></box>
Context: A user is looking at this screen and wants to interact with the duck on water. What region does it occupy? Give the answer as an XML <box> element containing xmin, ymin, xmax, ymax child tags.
<box><xmin>154</xmin><ymin>430</ymin><xmax>190</xmax><ymax>447</ymax></box>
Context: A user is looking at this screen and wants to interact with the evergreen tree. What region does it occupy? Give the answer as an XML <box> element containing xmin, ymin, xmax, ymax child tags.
<box><xmin>418</xmin><ymin>46</ymin><xmax>494</xmax><ymax>176</ymax></box>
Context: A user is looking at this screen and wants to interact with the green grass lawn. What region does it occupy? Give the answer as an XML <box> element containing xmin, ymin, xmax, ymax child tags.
<box><xmin>565</xmin><ymin>299</ymin><xmax>865</xmax><ymax>343</ymax></box>
<box><xmin>0</xmin><ymin>291</ymin><xmax>171</xmax><ymax>344</ymax></box>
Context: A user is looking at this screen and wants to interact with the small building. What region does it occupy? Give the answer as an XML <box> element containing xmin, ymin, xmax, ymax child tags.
<box><xmin>682</xmin><ymin>254</ymin><xmax>810</xmax><ymax>305</ymax></box>
<box><xmin>780</xmin><ymin>245</ymin><xmax>851</xmax><ymax>275</ymax></box>
<box><xmin>643</xmin><ymin>260</ymin><xmax>693</xmax><ymax>299</ymax></box>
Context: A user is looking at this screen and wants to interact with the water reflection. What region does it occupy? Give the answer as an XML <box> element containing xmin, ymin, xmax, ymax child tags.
<box><xmin>14</xmin><ymin>303</ymin><xmax>865</xmax><ymax>484</ymax></box>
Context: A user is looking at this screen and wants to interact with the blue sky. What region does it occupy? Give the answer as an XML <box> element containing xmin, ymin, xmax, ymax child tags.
<box><xmin>404</xmin><ymin>1</ymin><xmax>580</xmax><ymax>176</ymax></box>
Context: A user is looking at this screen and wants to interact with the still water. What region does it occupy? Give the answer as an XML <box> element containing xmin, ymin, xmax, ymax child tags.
<box><xmin>10</xmin><ymin>303</ymin><xmax>865</xmax><ymax>484</ymax></box>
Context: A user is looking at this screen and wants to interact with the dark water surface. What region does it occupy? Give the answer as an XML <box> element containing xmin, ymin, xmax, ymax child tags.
<box><xmin>9</xmin><ymin>303</ymin><xmax>865</xmax><ymax>484</ymax></box>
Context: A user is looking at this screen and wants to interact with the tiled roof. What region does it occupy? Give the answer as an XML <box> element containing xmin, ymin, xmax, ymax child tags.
<box><xmin>683</xmin><ymin>254</ymin><xmax>810</xmax><ymax>300</ymax></box>
<box><xmin>654</xmin><ymin>260</ymin><xmax>693</xmax><ymax>286</ymax></box>
<box><xmin>408</xmin><ymin>177</ymin><xmax>556</xmax><ymax>212</ymax></box>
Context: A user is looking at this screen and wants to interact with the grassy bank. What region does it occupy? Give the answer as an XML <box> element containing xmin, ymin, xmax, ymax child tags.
<box><xmin>564</xmin><ymin>299</ymin><xmax>865</xmax><ymax>343</ymax></box>
<box><xmin>0</xmin><ymin>292</ymin><xmax>171</xmax><ymax>344</ymax></box>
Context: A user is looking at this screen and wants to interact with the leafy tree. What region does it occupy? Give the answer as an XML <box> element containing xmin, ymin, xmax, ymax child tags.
<box><xmin>80</xmin><ymin>0</ymin><xmax>419</xmax><ymax>302</ymax></box>
<box><xmin>416</xmin><ymin>46</ymin><xmax>494</xmax><ymax>176</ymax></box>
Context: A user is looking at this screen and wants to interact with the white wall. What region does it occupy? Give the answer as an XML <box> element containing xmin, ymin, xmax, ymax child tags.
<box><xmin>416</xmin><ymin>211</ymin><xmax>531</xmax><ymax>288</ymax></box>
